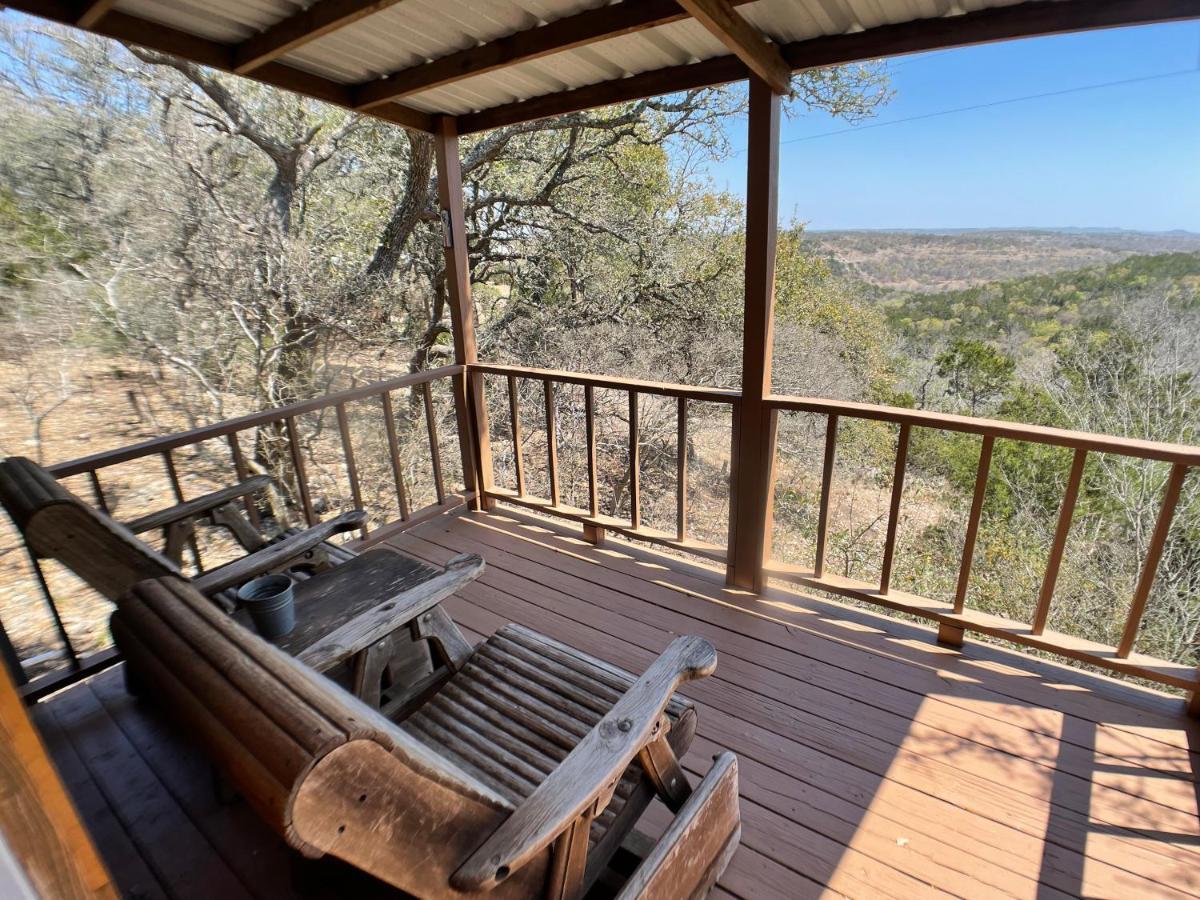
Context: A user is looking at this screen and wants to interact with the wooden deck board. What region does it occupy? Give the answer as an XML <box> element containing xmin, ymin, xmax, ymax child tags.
<box><xmin>29</xmin><ymin>505</ymin><xmax>1200</xmax><ymax>898</ymax></box>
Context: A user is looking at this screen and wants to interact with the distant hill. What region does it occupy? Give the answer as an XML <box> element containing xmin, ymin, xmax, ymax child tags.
<box><xmin>877</xmin><ymin>250</ymin><xmax>1200</xmax><ymax>344</ymax></box>
<box><xmin>804</xmin><ymin>229</ymin><xmax>1200</xmax><ymax>293</ymax></box>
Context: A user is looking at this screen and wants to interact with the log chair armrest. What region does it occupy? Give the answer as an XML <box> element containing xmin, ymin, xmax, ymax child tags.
<box><xmin>452</xmin><ymin>635</ymin><xmax>718</xmax><ymax>893</ymax></box>
<box><xmin>192</xmin><ymin>509</ymin><xmax>366</xmax><ymax>596</ymax></box>
<box><xmin>296</xmin><ymin>553</ymin><xmax>484</xmax><ymax>671</ymax></box>
<box><xmin>125</xmin><ymin>475</ymin><xmax>275</xmax><ymax>535</ymax></box>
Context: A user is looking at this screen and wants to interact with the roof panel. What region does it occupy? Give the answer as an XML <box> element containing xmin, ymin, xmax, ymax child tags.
<box><xmin>92</xmin><ymin>0</ymin><xmax>1154</xmax><ymax>125</ymax></box>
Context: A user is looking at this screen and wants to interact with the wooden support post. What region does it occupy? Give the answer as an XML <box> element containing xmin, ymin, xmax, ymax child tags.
<box><xmin>433</xmin><ymin>116</ymin><xmax>492</xmax><ymax>511</ymax></box>
<box><xmin>726</xmin><ymin>77</ymin><xmax>780</xmax><ymax>590</ymax></box>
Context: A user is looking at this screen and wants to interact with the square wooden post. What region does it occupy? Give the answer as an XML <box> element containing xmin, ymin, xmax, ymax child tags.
<box><xmin>726</xmin><ymin>77</ymin><xmax>780</xmax><ymax>591</ymax></box>
<box><xmin>433</xmin><ymin>116</ymin><xmax>493</xmax><ymax>511</ymax></box>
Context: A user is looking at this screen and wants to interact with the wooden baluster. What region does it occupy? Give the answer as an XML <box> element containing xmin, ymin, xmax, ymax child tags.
<box><xmin>285</xmin><ymin>416</ymin><xmax>317</xmax><ymax>526</ymax></box>
<box><xmin>953</xmin><ymin>435</ymin><xmax>994</xmax><ymax>614</ymax></box>
<box><xmin>1118</xmin><ymin>462</ymin><xmax>1188</xmax><ymax>657</ymax></box>
<box><xmin>423</xmin><ymin>381</ymin><xmax>446</xmax><ymax>505</ymax></box>
<box><xmin>1032</xmin><ymin>447</ymin><xmax>1087</xmax><ymax>635</ymax></box>
<box><xmin>162</xmin><ymin>449</ymin><xmax>204</xmax><ymax>574</ymax></box>
<box><xmin>26</xmin><ymin>550</ymin><xmax>78</xmax><ymax>669</ymax></box>
<box><xmin>583</xmin><ymin>383</ymin><xmax>602</xmax><ymax>544</ymax></box>
<box><xmin>676</xmin><ymin>396</ymin><xmax>688</xmax><ymax>542</ymax></box>
<box><xmin>544</xmin><ymin>379</ymin><xmax>560</xmax><ymax>507</ymax></box>
<box><xmin>380</xmin><ymin>392</ymin><xmax>411</xmax><ymax>521</ymax></box>
<box><xmin>940</xmin><ymin>434</ymin><xmax>995</xmax><ymax>646</ymax></box>
<box><xmin>813</xmin><ymin>415</ymin><xmax>838</xmax><ymax>579</ymax></box>
<box><xmin>335</xmin><ymin>402</ymin><xmax>368</xmax><ymax>539</ymax></box>
<box><xmin>226</xmin><ymin>432</ymin><xmax>262</xmax><ymax>529</ymax></box>
<box><xmin>629</xmin><ymin>391</ymin><xmax>640</xmax><ymax>530</ymax></box>
<box><xmin>508</xmin><ymin>375</ymin><xmax>526</xmax><ymax>497</ymax></box>
<box><xmin>878</xmin><ymin>423</ymin><xmax>911</xmax><ymax>595</ymax></box>
<box><xmin>87</xmin><ymin>470</ymin><xmax>110</xmax><ymax>515</ymax></box>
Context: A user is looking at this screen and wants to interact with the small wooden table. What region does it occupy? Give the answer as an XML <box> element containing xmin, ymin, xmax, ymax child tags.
<box><xmin>232</xmin><ymin>547</ymin><xmax>455</xmax><ymax>707</ymax></box>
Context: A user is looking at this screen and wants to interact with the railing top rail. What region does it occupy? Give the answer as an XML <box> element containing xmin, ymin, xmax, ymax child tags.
<box><xmin>48</xmin><ymin>365</ymin><xmax>465</xmax><ymax>478</ymax></box>
<box><xmin>766</xmin><ymin>394</ymin><xmax>1200</xmax><ymax>466</ymax></box>
<box><xmin>470</xmin><ymin>362</ymin><xmax>740</xmax><ymax>403</ymax></box>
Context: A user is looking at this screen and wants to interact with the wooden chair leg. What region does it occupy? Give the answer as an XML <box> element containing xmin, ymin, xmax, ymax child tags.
<box><xmin>208</xmin><ymin>503</ymin><xmax>267</xmax><ymax>551</ymax></box>
<box><xmin>413</xmin><ymin>606</ymin><xmax>473</xmax><ymax>671</ymax></box>
<box><xmin>547</xmin><ymin>809</ymin><xmax>595</xmax><ymax>900</ymax></box>
<box><xmin>351</xmin><ymin>639</ymin><xmax>392</xmax><ymax>709</ymax></box>
<box><xmin>163</xmin><ymin>520</ymin><xmax>193</xmax><ymax>566</ymax></box>
<box><xmin>637</xmin><ymin>731</ymin><xmax>691</xmax><ymax>813</ymax></box>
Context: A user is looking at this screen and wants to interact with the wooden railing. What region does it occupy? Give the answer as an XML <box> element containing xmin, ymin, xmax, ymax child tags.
<box><xmin>469</xmin><ymin>363</ymin><xmax>739</xmax><ymax>562</ymax></box>
<box><xmin>5</xmin><ymin>360</ymin><xmax>1198</xmax><ymax>700</ymax></box>
<box><xmin>5</xmin><ymin>365</ymin><xmax>468</xmax><ymax>697</ymax></box>
<box><xmin>761</xmin><ymin>395</ymin><xmax>1200</xmax><ymax>692</ymax></box>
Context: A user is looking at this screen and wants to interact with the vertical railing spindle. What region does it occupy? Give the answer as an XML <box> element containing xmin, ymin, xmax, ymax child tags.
<box><xmin>285</xmin><ymin>416</ymin><xmax>317</xmax><ymax>526</ymax></box>
<box><xmin>544</xmin><ymin>379</ymin><xmax>560</xmax><ymax>507</ymax></box>
<box><xmin>954</xmin><ymin>435</ymin><xmax>993</xmax><ymax>614</ymax></box>
<box><xmin>162</xmin><ymin>449</ymin><xmax>204</xmax><ymax>573</ymax></box>
<box><xmin>878</xmin><ymin>423</ymin><xmax>911</xmax><ymax>595</ymax></box>
<box><xmin>628</xmin><ymin>391</ymin><xmax>640</xmax><ymax>529</ymax></box>
<box><xmin>335</xmin><ymin>402</ymin><xmax>368</xmax><ymax>539</ymax></box>
<box><xmin>508</xmin><ymin>375</ymin><xmax>526</xmax><ymax>497</ymax></box>
<box><xmin>676</xmin><ymin>396</ymin><xmax>688</xmax><ymax>542</ymax></box>
<box><xmin>423</xmin><ymin>381</ymin><xmax>446</xmax><ymax>505</ymax></box>
<box><xmin>88</xmin><ymin>470</ymin><xmax>110</xmax><ymax>515</ymax></box>
<box><xmin>380</xmin><ymin>392</ymin><xmax>411</xmax><ymax>521</ymax></box>
<box><xmin>813</xmin><ymin>415</ymin><xmax>838</xmax><ymax>578</ymax></box>
<box><xmin>1032</xmin><ymin>447</ymin><xmax>1087</xmax><ymax>635</ymax></box>
<box><xmin>1118</xmin><ymin>462</ymin><xmax>1189</xmax><ymax>657</ymax></box>
<box><xmin>585</xmin><ymin>384</ymin><xmax>598</xmax><ymax>518</ymax></box>
<box><xmin>226</xmin><ymin>432</ymin><xmax>262</xmax><ymax>529</ymax></box>
<box><xmin>27</xmin><ymin>551</ymin><xmax>78</xmax><ymax>670</ymax></box>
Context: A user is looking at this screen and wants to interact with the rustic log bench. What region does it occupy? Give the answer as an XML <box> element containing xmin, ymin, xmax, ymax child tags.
<box><xmin>0</xmin><ymin>455</ymin><xmax>364</xmax><ymax>613</ymax></box>
<box><xmin>113</xmin><ymin>574</ymin><xmax>740</xmax><ymax>899</ymax></box>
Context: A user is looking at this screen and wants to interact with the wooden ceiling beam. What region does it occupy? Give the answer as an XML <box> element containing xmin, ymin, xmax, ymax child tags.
<box><xmin>233</xmin><ymin>0</ymin><xmax>409</xmax><ymax>75</ymax></box>
<box><xmin>7</xmin><ymin>0</ymin><xmax>434</xmax><ymax>131</ymax></box>
<box><xmin>353</xmin><ymin>0</ymin><xmax>756</xmax><ymax>110</ymax></box>
<box><xmin>459</xmin><ymin>54</ymin><xmax>748</xmax><ymax>134</ymax></box>
<box><xmin>75</xmin><ymin>0</ymin><xmax>115</xmax><ymax>28</ymax></box>
<box><xmin>674</xmin><ymin>0</ymin><xmax>791</xmax><ymax>95</ymax></box>
<box><xmin>460</xmin><ymin>0</ymin><xmax>1200</xmax><ymax>132</ymax></box>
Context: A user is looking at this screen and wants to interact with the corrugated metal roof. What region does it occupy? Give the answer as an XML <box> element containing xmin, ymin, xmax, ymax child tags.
<box><xmin>103</xmin><ymin>0</ymin><xmax>1046</xmax><ymax>118</ymax></box>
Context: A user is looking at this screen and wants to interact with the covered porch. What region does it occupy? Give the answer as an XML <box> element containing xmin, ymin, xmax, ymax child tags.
<box><xmin>2</xmin><ymin>0</ymin><xmax>1200</xmax><ymax>897</ymax></box>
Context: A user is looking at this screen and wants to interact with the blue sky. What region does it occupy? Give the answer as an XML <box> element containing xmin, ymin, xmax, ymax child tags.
<box><xmin>705</xmin><ymin>20</ymin><xmax>1200</xmax><ymax>232</ymax></box>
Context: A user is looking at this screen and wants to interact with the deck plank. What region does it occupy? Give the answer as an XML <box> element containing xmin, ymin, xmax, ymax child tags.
<box><xmin>43</xmin><ymin>680</ymin><xmax>253</xmax><ymax>900</ymax></box>
<box><xmin>30</xmin><ymin>702</ymin><xmax>167</xmax><ymax>900</ymax></box>
<box><xmin>387</xmin><ymin>509</ymin><xmax>1200</xmax><ymax>899</ymax></box>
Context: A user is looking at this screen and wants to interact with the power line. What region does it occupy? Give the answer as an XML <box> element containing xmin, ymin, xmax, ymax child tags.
<box><xmin>728</xmin><ymin>67</ymin><xmax>1199</xmax><ymax>154</ymax></box>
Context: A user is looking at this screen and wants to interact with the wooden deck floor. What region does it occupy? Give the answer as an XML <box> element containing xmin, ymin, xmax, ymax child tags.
<box><xmin>32</xmin><ymin>505</ymin><xmax>1200</xmax><ymax>899</ymax></box>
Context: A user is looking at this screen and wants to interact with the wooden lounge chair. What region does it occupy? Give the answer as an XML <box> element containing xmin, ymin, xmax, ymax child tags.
<box><xmin>113</xmin><ymin>574</ymin><xmax>741</xmax><ymax>899</ymax></box>
<box><xmin>0</xmin><ymin>455</ymin><xmax>365</xmax><ymax>613</ymax></box>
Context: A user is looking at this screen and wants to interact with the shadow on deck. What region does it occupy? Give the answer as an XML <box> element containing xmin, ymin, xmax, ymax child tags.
<box><xmin>31</xmin><ymin>505</ymin><xmax>1200</xmax><ymax>899</ymax></box>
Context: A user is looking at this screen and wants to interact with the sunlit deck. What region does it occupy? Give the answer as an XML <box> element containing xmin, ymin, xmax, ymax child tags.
<box><xmin>32</xmin><ymin>506</ymin><xmax>1200</xmax><ymax>899</ymax></box>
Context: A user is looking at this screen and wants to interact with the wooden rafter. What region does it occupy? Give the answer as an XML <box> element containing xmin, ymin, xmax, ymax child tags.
<box><xmin>233</xmin><ymin>0</ymin><xmax>410</xmax><ymax>75</ymax></box>
<box><xmin>675</xmin><ymin>0</ymin><xmax>791</xmax><ymax>95</ymax></box>
<box><xmin>75</xmin><ymin>0</ymin><xmax>115</xmax><ymax>28</ymax></box>
<box><xmin>5</xmin><ymin>0</ymin><xmax>433</xmax><ymax>131</ymax></box>
<box><xmin>353</xmin><ymin>0</ymin><xmax>755</xmax><ymax>110</ymax></box>
<box><xmin>461</xmin><ymin>0</ymin><xmax>1200</xmax><ymax>132</ymax></box>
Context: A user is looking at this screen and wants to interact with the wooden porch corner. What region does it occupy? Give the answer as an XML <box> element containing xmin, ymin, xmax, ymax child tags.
<box><xmin>31</xmin><ymin>504</ymin><xmax>1200</xmax><ymax>899</ymax></box>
